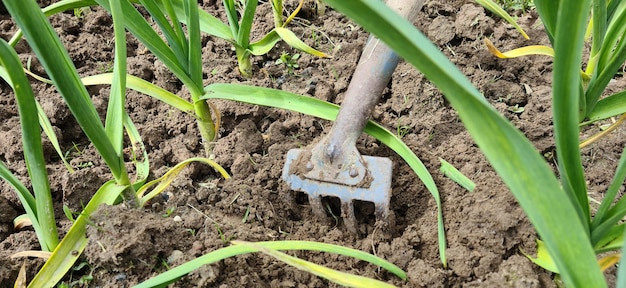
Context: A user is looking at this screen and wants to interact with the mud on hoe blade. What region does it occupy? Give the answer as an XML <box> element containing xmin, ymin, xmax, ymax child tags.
<box><xmin>282</xmin><ymin>0</ymin><xmax>424</xmax><ymax>233</ymax></box>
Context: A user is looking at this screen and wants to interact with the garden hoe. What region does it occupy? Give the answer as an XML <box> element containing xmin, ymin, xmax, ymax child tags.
<box><xmin>282</xmin><ymin>0</ymin><xmax>423</xmax><ymax>232</ymax></box>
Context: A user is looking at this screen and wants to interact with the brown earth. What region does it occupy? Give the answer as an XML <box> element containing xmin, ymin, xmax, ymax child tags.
<box><xmin>0</xmin><ymin>0</ymin><xmax>624</xmax><ymax>287</ymax></box>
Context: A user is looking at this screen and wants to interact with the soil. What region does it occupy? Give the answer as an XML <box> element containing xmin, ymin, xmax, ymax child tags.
<box><xmin>0</xmin><ymin>0</ymin><xmax>624</xmax><ymax>287</ymax></box>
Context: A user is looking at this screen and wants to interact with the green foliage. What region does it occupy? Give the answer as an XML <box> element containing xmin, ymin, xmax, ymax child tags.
<box><xmin>0</xmin><ymin>0</ymin><xmax>228</xmax><ymax>286</ymax></box>
<box><xmin>162</xmin><ymin>207</ymin><xmax>176</xmax><ymax>218</ymax></box>
<box><xmin>0</xmin><ymin>0</ymin><xmax>147</xmax><ymax>277</ymax></box>
<box><xmin>439</xmin><ymin>158</ymin><xmax>476</xmax><ymax>192</ymax></box>
<box><xmin>396</xmin><ymin>124</ymin><xmax>410</xmax><ymax>138</ymax></box>
<box><xmin>494</xmin><ymin>0</ymin><xmax>534</xmax><ymax>12</ymax></box>
<box><xmin>275</xmin><ymin>52</ymin><xmax>300</xmax><ymax>74</ymax></box>
<box><xmin>322</xmin><ymin>0</ymin><xmax>623</xmax><ymax>287</ymax></box>
<box><xmin>482</xmin><ymin>0</ymin><xmax>626</xmax><ymax>128</ymax></box>
<box><xmin>63</xmin><ymin>205</ymin><xmax>77</xmax><ymax>223</ymax></box>
<box><xmin>0</xmin><ymin>42</ymin><xmax>58</xmax><ymax>251</ymax></box>
<box><xmin>135</xmin><ymin>240</ymin><xmax>407</xmax><ymax>288</ymax></box>
<box><xmin>215</xmin><ymin>0</ymin><xmax>329</xmax><ymax>76</ymax></box>
<box><xmin>475</xmin><ymin>0</ymin><xmax>529</xmax><ymax>38</ymax></box>
<box><xmin>190</xmin><ymin>0</ymin><xmax>328</xmax><ymax>77</ymax></box>
<box><xmin>484</xmin><ymin>0</ymin><xmax>626</xmax><ymax>279</ymax></box>
<box><xmin>73</xmin><ymin>7</ymin><xmax>91</xmax><ymax>19</ymax></box>
<box><xmin>325</xmin><ymin>0</ymin><xmax>626</xmax><ymax>287</ymax></box>
<box><xmin>94</xmin><ymin>0</ymin><xmax>218</xmax><ymax>154</ymax></box>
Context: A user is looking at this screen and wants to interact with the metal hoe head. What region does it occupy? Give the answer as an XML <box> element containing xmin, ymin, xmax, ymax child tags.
<box><xmin>282</xmin><ymin>148</ymin><xmax>393</xmax><ymax>232</ymax></box>
<box><xmin>279</xmin><ymin>0</ymin><xmax>424</xmax><ymax>233</ymax></box>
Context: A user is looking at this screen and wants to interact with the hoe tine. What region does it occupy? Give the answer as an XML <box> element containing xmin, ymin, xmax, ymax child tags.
<box><xmin>282</xmin><ymin>149</ymin><xmax>393</xmax><ymax>232</ymax></box>
<box><xmin>308</xmin><ymin>194</ymin><xmax>326</xmax><ymax>220</ymax></box>
<box><xmin>340</xmin><ymin>201</ymin><xmax>358</xmax><ymax>233</ymax></box>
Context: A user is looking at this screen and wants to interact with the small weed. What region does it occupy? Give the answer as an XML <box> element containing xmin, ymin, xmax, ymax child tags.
<box><xmin>310</xmin><ymin>29</ymin><xmax>321</xmax><ymax>47</ymax></box>
<box><xmin>63</xmin><ymin>205</ymin><xmax>77</xmax><ymax>223</ymax></box>
<box><xmin>306</xmin><ymin>24</ymin><xmax>336</xmax><ymax>50</ymax></box>
<box><xmin>325</xmin><ymin>202</ymin><xmax>339</xmax><ymax>227</ymax></box>
<box><xmin>275</xmin><ymin>52</ymin><xmax>300</xmax><ymax>75</ymax></box>
<box><xmin>427</xmin><ymin>131</ymin><xmax>435</xmax><ymax>142</ymax></box>
<box><xmin>156</xmin><ymin>256</ymin><xmax>170</xmax><ymax>271</ymax></box>
<box><xmin>396</xmin><ymin>120</ymin><xmax>411</xmax><ymax>138</ymax></box>
<box><xmin>214</xmin><ymin>223</ymin><xmax>236</xmax><ymax>244</ymax></box>
<box><xmin>186</xmin><ymin>229</ymin><xmax>196</xmax><ymax>236</ymax></box>
<box><xmin>63</xmin><ymin>142</ymin><xmax>92</xmax><ymax>169</ymax></box>
<box><xmin>98</xmin><ymin>61</ymin><xmax>114</xmax><ymax>73</ymax></box>
<box><xmin>397</xmin><ymin>125</ymin><xmax>411</xmax><ymax>138</ymax></box>
<box><xmin>162</xmin><ymin>207</ymin><xmax>175</xmax><ymax>218</ymax></box>
<box><xmin>64</xmin><ymin>142</ymin><xmax>83</xmax><ymax>159</ymax></box>
<box><xmin>242</xmin><ymin>206</ymin><xmax>250</xmax><ymax>223</ymax></box>
<box><xmin>507</xmin><ymin>104</ymin><xmax>525</xmax><ymax>113</ymax></box>
<box><xmin>75</xmin><ymin>161</ymin><xmax>93</xmax><ymax>169</ymax></box>
<box><xmin>495</xmin><ymin>0</ymin><xmax>534</xmax><ymax>13</ymax></box>
<box><xmin>73</xmin><ymin>7</ymin><xmax>91</xmax><ymax>19</ymax></box>
<box><xmin>330</xmin><ymin>67</ymin><xmax>339</xmax><ymax>81</ymax></box>
<box><xmin>57</xmin><ymin>261</ymin><xmax>93</xmax><ymax>288</ymax></box>
<box><xmin>84</xmin><ymin>216</ymin><xmax>103</xmax><ymax>232</ymax></box>
<box><xmin>496</xmin><ymin>94</ymin><xmax>512</xmax><ymax>103</ymax></box>
<box><xmin>289</xmin><ymin>132</ymin><xmax>302</xmax><ymax>141</ymax></box>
